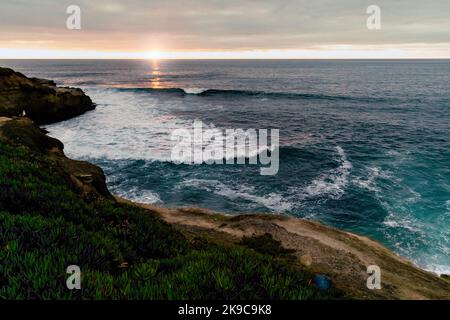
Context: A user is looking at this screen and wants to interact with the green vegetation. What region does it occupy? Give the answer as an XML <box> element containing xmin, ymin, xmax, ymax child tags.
<box><xmin>240</xmin><ymin>233</ymin><xmax>296</xmax><ymax>259</ymax></box>
<box><xmin>0</xmin><ymin>141</ymin><xmax>343</xmax><ymax>299</ymax></box>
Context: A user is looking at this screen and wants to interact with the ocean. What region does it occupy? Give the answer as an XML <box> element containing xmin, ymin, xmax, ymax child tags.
<box><xmin>1</xmin><ymin>59</ymin><xmax>449</xmax><ymax>274</ymax></box>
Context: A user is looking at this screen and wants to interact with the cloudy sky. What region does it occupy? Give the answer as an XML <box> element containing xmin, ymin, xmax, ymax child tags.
<box><xmin>0</xmin><ymin>0</ymin><xmax>449</xmax><ymax>58</ymax></box>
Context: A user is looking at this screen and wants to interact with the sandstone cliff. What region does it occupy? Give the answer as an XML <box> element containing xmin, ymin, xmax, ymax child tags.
<box><xmin>0</xmin><ymin>67</ymin><xmax>95</xmax><ymax>124</ymax></box>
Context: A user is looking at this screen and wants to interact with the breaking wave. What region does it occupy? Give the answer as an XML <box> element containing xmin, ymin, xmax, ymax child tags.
<box><xmin>114</xmin><ymin>87</ymin><xmax>396</xmax><ymax>103</ymax></box>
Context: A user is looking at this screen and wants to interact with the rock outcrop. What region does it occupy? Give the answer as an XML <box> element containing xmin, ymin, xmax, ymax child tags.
<box><xmin>0</xmin><ymin>117</ymin><xmax>112</xmax><ymax>201</ymax></box>
<box><xmin>0</xmin><ymin>67</ymin><xmax>95</xmax><ymax>124</ymax></box>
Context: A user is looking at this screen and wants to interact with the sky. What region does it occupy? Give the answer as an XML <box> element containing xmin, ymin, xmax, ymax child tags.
<box><xmin>0</xmin><ymin>0</ymin><xmax>449</xmax><ymax>59</ymax></box>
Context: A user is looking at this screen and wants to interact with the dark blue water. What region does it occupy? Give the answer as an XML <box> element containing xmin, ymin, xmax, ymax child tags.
<box><xmin>1</xmin><ymin>59</ymin><xmax>449</xmax><ymax>274</ymax></box>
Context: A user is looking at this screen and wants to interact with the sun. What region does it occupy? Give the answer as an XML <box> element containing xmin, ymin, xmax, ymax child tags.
<box><xmin>147</xmin><ymin>50</ymin><xmax>163</xmax><ymax>60</ymax></box>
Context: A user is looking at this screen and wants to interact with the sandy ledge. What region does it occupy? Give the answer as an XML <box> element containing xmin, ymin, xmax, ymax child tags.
<box><xmin>116</xmin><ymin>197</ymin><xmax>450</xmax><ymax>300</ymax></box>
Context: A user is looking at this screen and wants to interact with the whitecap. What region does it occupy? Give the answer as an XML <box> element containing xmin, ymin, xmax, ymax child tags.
<box><xmin>182</xmin><ymin>88</ymin><xmax>208</xmax><ymax>94</ymax></box>
<box><xmin>422</xmin><ymin>264</ymin><xmax>450</xmax><ymax>276</ymax></box>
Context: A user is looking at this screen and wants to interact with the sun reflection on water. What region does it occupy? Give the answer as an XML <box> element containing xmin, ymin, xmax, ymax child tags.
<box><xmin>149</xmin><ymin>60</ymin><xmax>161</xmax><ymax>88</ymax></box>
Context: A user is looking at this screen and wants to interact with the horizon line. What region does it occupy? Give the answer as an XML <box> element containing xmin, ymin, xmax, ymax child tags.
<box><xmin>1</xmin><ymin>45</ymin><xmax>450</xmax><ymax>60</ymax></box>
<box><xmin>1</xmin><ymin>57</ymin><xmax>450</xmax><ymax>61</ymax></box>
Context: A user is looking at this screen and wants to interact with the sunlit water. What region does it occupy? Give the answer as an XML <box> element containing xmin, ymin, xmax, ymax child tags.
<box><xmin>2</xmin><ymin>59</ymin><xmax>449</xmax><ymax>274</ymax></box>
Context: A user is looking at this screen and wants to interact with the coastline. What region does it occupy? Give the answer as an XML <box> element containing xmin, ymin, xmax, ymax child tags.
<box><xmin>1</xmin><ymin>67</ymin><xmax>449</xmax><ymax>299</ymax></box>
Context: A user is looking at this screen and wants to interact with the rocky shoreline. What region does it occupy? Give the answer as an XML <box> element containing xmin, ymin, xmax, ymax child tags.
<box><xmin>0</xmin><ymin>67</ymin><xmax>449</xmax><ymax>299</ymax></box>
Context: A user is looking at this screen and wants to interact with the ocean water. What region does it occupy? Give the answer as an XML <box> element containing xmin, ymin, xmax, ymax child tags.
<box><xmin>1</xmin><ymin>59</ymin><xmax>449</xmax><ymax>274</ymax></box>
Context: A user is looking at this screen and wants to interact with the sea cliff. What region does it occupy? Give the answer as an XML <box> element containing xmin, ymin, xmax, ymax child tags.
<box><xmin>0</xmin><ymin>67</ymin><xmax>95</xmax><ymax>124</ymax></box>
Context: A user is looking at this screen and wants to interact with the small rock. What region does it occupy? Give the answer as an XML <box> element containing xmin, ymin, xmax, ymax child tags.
<box><xmin>300</xmin><ymin>254</ymin><xmax>313</xmax><ymax>266</ymax></box>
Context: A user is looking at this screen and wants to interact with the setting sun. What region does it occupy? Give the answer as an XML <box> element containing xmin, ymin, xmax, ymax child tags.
<box><xmin>147</xmin><ymin>50</ymin><xmax>163</xmax><ymax>60</ymax></box>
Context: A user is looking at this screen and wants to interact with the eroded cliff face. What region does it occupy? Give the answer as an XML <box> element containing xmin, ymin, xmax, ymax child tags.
<box><xmin>0</xmin><ymin>67</ymin><xmax>95</xmax><ymax>124</ymax></box>
<box><xmin>0</xmin><ymin>117</ymin><xmax>112</xmax><ymax>201</ymax></box>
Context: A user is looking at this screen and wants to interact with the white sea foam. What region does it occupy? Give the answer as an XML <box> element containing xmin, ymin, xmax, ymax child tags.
<box><xmin>46</xmin><ymin>88</ymin><xmax>193</xmax><ymax>162</ymax></box>
<box><xmin>378</xmin><ymin>184</ymin><xmax>450</xmax><ymax>275</ymax></box>
<box><xmin>182</xmin><ymin>88</ymin><xmax>208</xmax><ymax>94</ymax></box>
<box><xmin>112</xmin><ymin>186</ymin><xmax>162</xmax><ymax>204</ymax></box>
<box><xmin>47</xmin><ymin>89</ymin><xmax>276</xmax><ymax>166</ymax></box>
<box><xmin>382</xmin><ymin>214</ymin><xmax>420</xmax><ymax>232</ymax></box>
<box><xmin>302</xmin><ymin>146</ymin><xmax>352</xmax><ymax>199</ymax></box>
<box><xmin>353</xmin><ymin>166</ymin><xmax>394</xmax><ymax>193</ymax></box>
<box><xmin>177</xmin><ymin>178</ymin><xmax>292</xmax><ymax>212</ymax></box>
<box><xmin>354</xmin><ymin>167</ymin><xmax>380</xmax><ymax>192</ymax></box>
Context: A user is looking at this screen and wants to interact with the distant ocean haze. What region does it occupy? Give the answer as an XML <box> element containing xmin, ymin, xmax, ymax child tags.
<box><xmin>2</xmin><ymin>59</ymin><xmax>449</xmax><ymax>275</ymax></box>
